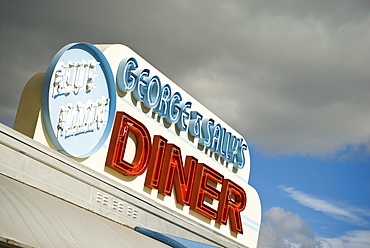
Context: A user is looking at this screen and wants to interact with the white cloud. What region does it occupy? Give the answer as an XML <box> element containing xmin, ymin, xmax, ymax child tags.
<box><xmin>280</xmin><ymin>186</ymin><xmax>370</xmax><ymax>227</ymax></box>
<box><xmin>319</xmin><ymin>230</ymin><xmax>370</xmax><ymax>248</ymax></box>
<box><xmin>257</xmin><ymin>207</ymin><xmax>370</xmax><ymax>248</ymax></box>
<box><xmin>257</xmin><ymin>207</ymin><xmax>321</xmax><ymax>248</ymax></box>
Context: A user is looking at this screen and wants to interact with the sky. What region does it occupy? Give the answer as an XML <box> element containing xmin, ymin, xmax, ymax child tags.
<box><xmin>0</xmin><ymin>0</ymin><xmax>369</xmax><ymax>247</ymax></box>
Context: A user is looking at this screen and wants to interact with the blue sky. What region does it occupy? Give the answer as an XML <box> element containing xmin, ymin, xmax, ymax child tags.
<box><xmin>0</xmin><ymin>1</ymin><xmax>369</xmax><ymax>247</ymax></box>
<box><xmin>250</xmin><ymin>147</ymin><xmax>370</xmax><ymax>239</ymax></box>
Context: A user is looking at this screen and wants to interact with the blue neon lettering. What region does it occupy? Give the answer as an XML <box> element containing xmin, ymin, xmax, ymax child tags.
<box><xmin>165</xmin><ymin>92</ymin><xmax>182</xmax><ymax>123</ymax></box>
<box><xmin>226</xmin><ymin>135</ymin><xmax>236</xmax><ymax>162</ymax></box>
<box><xmin>234</xmin><ymin>143</ymin><xmax>247</xmax><ymax>169</ymax></box>
<box><xmin>227</xmin><ymin>137</ymin><xmax>242</xmax><ymax>163</ymax></box>
<box><xmin>217</xmin><ymin>128</ymin><xmax>228</xmax><ymax>158</ymax></box>
<box><xmin>117</xmin><ymin>58</ymin><xmax>138</xmax><ymax>92</ymax></box>
<box><xmin>199</xmin><ymin>118</ymin><xmax>214</xmax><ymax>147</ymax></box>
<box><xmin>143</xmin><ymin>76</ymin><xmax>161</xmax><ymax>108</ymax></box>
<box><xmin>132</xmin><ymin>69</ymin><xmax>150</xmax><ymax>102</ymax></box>
<box><xmin>116</xmin><ymin>57</ymin><xmax>250</xmax><ymax>171</ymax></box>
<box><xmin>188</xmin><ymin>111</ymin><xmax>203</xmax><ymax>137</ymax></box>
<box><xmin>154</xmin><ymin>84</ymin><xmax>171</xmax><ymax>117</ymax></box>
<box><xmin>210</xmin><ymin>123</ymin><xmax>222</xmax><ymax>153</ymax></box>
<box><xmin>176</xmin><ymin>101</ymin><xmax>192</xmax><ymax>131</ymax></box>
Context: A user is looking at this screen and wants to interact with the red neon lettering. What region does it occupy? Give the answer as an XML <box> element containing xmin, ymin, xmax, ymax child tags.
<box><xmin>105</xmin><ymin>111</ymin><xmax>151</xmax><ymax>176</ymax></box>
<box><xmin>217</xmin><ymin>179</ymin><xmax>247</xmax><ymax>234</ymax></box>
<box><xmin>105</xmin><ymin>111</ymin><xmax>247</xmax><ymax>234</ymax></box>
<box><xmin>190</xmin><ymin>163</ymin><xmax>223</xmax><ymax>220</ymax></box>
<box><xmin>158</xmin><ymin>143</ymin><xmax>197</xmax><ymax>205</ymax></box>
<box><xmin>144</xmin><ymin>135</ymin><xmax>167</xmax><ymax>189</ymax></box>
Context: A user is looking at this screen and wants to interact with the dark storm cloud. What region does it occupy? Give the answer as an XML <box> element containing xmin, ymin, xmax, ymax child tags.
<box><xmin>1</xmin><ymin>0</ymin><xmax>369</xmax><ymax>155</ymax></box>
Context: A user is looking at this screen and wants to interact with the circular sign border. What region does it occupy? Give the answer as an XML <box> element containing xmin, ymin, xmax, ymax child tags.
<box><xmin>42</xmin><ymin>43</ymin><xmax>116</xmax><ymax>158</ymax></box>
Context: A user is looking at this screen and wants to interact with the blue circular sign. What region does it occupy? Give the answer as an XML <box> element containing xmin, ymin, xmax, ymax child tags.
<box><xmin>42</xmin><ymin>43</ymin><xmax>116</xmax><ymax>158</ymax></box>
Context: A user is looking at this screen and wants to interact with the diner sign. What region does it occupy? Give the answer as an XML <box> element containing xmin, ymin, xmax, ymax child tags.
<box><xmin>36</xmin><ymin>43</ymin><xmax>261</xmax><ymax>247</ymax></box>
